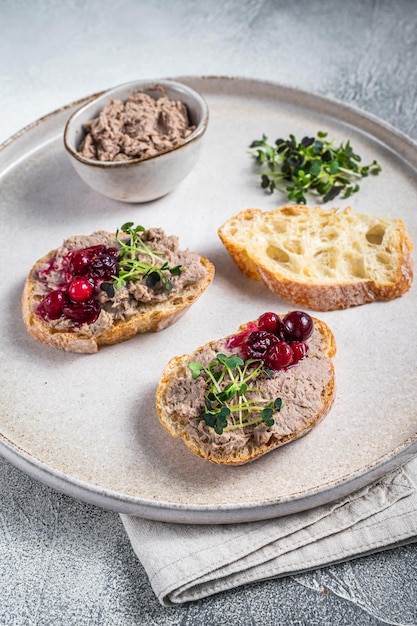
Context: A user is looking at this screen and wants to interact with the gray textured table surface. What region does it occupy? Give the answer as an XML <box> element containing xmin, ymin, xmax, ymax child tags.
<box><xmin>1</xmin><ymin>1</ymin><xmax>417</xmax><ymax>624</ymax></box>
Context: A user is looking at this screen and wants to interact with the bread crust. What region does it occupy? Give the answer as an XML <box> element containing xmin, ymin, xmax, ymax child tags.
<box><xmin>22</xmin><ymin>244</ymin><xmax>215</xmax><ymax>354</ymax></box>
<box><xmin>156</xmin><ymin>316</ymin><xmax>336</xmax><ymax>465</ymax></box>
<box><xmin>218</xmin><ymin>205</ymin><xmax>414</xmax><ymax>311</ymax></box>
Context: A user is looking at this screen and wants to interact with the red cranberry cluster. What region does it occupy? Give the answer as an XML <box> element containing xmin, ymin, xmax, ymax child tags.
<box><xmin>37</xmin><ymin>245</ymin><xmax>118</xmax><ymax>325</ymax></box>
<box><xmin>227</xmin><ymin>311</ymin><xmax>314</xmax><ymax>371</ymax></box>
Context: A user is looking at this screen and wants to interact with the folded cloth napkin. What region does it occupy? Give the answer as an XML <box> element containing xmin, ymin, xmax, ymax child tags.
<box><xmin>121</xmin><ymin>456</ymin><xmax>417</xmax><ymax>606</ymax></box>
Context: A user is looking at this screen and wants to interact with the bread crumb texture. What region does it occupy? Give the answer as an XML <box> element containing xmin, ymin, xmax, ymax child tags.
<box><xmin>218</xmin><ymin>205</ymin><xmax>414</xmax><ymax>310</ymax></box>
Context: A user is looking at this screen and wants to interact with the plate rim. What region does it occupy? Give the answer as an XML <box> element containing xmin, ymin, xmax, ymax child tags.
<box><xmin>2</xmin><ymin>426</ymin><xmax>416</xmax><ymax>523</ymax></box>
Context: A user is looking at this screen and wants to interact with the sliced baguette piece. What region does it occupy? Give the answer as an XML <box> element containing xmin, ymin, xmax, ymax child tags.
<box><xmin>218</xmin><ymin>205</ymin><xmax>414</xmax><ymax>311</ymax></box>
<box><xmin>156</xmin><ymin>314</ymin><xmax>336</xmax><ymax>465</ymax></box>
<box><xmin>22</xmin><ymin>233</ymin><xmax>215</xmax><ymax>354</ymax></box>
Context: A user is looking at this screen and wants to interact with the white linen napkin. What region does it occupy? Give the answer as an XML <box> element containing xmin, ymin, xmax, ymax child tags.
<box><xmin>121</xmin><ymin>457</ymin><xmax>417</xmax><ymax>606</ymax></box>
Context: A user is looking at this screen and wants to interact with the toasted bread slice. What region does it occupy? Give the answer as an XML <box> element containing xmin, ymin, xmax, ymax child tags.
<box><xmin>22</xmin><ymin>231</ymin><xmax>215</xmax><ymax>354</ymax></box>
<box><xmin>156</xmin><ymin>315</ymin><xmax>336</xmax><ymax>465</ymax></box>
<box><xmin>218</xmin><ymin>205</ymin><xmax>414</xmax><ymax>311</ymax></box>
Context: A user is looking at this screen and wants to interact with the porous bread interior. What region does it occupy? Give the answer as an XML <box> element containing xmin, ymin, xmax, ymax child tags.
<box><xmin>220</xmin><ymin>205</ymin><xmax>412</xmax><ymax>285</ymax></box>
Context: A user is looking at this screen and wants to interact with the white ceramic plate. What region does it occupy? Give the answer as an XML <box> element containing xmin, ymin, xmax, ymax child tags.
<box><xmin>1</xmin><ymin>77</ymin><xmax>416</xmax><ymax>524</ymax></box>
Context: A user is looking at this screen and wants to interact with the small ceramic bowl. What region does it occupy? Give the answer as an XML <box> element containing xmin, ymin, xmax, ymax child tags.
<box><xmin>64</xmin><ymin>79</ymin><xmax>209</xmax><ymax>203</ymax></box>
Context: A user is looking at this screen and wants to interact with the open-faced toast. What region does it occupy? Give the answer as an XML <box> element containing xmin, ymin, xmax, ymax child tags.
<box><xmin>22</xmin><ymin>225</ymin><xmax>215</xmax><ymax>353</ymax></box>
<box><xmin>156</xmin><ymin>311</ymin><xmax>336</xmax><ymax>465</ymax></box>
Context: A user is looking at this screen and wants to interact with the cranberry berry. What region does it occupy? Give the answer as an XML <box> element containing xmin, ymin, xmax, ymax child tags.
<box><xmin>243</xmin><ymin>330</ymin><xmax>279</xmax><ymax>359</ymax></box>
<box><xmin>68</xmin><ymin>278</ymin><xmax>93</xmax><ymax>303</ymax></box>
<box><xmin>264</xmin><ymin>340</ymin><xmax>293</xmax><ymax>370</ymax></box>
<box><xmin>88</xmin><ymin>253</ymin><xmax>118</xmax><ymax>281</ymax></box>
<box><xmin>68</xmin><ymin>249</ymin><xmax>94</xmax><ymax>275</ymax></box>
<box><xmin>257</xmin><ymin>311</ymin><xmax>282</xmax><ymax>334</ymax></box>
<box><xmin>62</xmin><ymin>300</ymin><xmax>100</xmax><ymax>324</ymax></box>
<box><xmin>282</xmin><ymin>311</ymin><xmax>314</xmax><ymax>342</ymax></box>
<box><xmin>291</xmin><ymin>341</ymin><xmax>309</xmax><ymax>362</ymax></box>
<box><xmin>40</xmin><ymin>289</ymin><xmax>68</xmax><ymax>319</ymax></box>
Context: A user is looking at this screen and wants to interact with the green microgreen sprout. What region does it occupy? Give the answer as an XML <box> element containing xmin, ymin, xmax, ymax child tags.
<box><xmin>110</xmin><ymin>222</ymin><xmax>182</xmax><ymax>292</ymax></box>
<box><xmin>188</xmin><ymin>353</ymin><xmax>283</xmax><ymax>435</ymax></box>
<box><xmin>249</xmin><ymin>131</ymin><xmax>382</xmax><ymax>204</ymax></box>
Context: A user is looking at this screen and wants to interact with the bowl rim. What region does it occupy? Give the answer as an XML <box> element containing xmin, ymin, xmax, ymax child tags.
<box><xmin>63</xmin><ymin>78</ymin><xmax>209</xmax><ymax>168</ymax></box>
